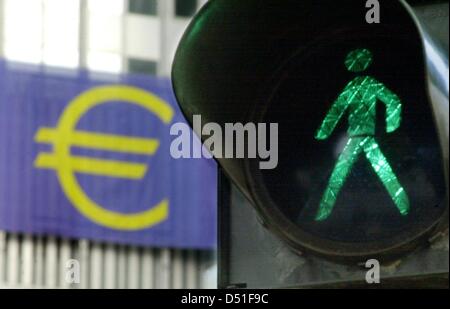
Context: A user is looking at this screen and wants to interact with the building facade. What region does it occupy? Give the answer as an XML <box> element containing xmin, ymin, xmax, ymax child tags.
<box><xmin>0</xmin><ymin>0</ymin><xmax>216</xmax><ymax>289</ymax></box>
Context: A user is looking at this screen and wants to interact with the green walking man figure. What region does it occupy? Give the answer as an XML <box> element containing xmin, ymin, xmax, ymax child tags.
<box><xmin>315</xmin><ymin>48</ymin><xmax>410</xmax><ymax>221</ymax></box>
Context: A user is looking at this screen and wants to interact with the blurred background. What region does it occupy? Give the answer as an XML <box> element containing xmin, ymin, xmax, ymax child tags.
<box><xmin>0</xmin><ymin>0</ymin><xmax>217</xmax><ymax>289</ymax></box>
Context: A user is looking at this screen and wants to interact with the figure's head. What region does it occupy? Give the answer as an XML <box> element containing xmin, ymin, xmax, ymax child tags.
<box><xmin>345</xmin><ymin>48</ymin><xmax>373</xmax><ymax>72</ymax></box>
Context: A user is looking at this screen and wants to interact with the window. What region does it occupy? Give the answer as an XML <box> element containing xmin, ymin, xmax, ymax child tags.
<box><xmin>87</xmin><ymin>0</ymin><xmax>124</xmax><ymax>73</ymax></box>
<box><xmin>43</xmin><ymin>0</ymin><xmax>80</xmax><ymax>68</ymax></box>
<box><xmin>175</xmin><ymin>0</ymin><xmax>197</xmax><ymax>18</ymax></box>
<box><xmin>125</xmin><ymin>15</ymin><xmax>160</xmax><ymax>62</ymax></box>
<box><xmin>128</xmin><ymin>58</ymin><xmax>157</xmax><ymax>75</ymax></box>
<box><xmin>128</xmin><ymin>0</ymin><xmax>157</xmax><ymax>16</ymax></box>
<box><xmin>3</xmin><ymin>0</ymin><xmax>44</xmax><ymax>64</ymax></box>
<box><xmin>3</xmin><ymin>0</ymin><xmax>80</xmax><ymax>68</ymax></box>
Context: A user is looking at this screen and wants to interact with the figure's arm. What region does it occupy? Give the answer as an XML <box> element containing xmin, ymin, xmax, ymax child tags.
<box><xmin>376</xmin><ymin>80</ymin><xmax>402</xmax><ymax>133</ymax></box>
<box><xmin>315</xmin><ymin>92</ymin><xmax>349</xmax><ymax>140</ymax></box>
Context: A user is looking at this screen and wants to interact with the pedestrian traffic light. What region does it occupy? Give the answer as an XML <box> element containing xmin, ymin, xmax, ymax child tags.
<box><xmin>172</xmin><ymin>0</ymin><xmax>448</xmax><ymax>287</ymax></box>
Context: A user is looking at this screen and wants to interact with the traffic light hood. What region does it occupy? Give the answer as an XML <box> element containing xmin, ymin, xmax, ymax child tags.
<box><xmin>172</xmin><ymin>0</ymin><xmax>448</xmax><ymax>261</ymax></box>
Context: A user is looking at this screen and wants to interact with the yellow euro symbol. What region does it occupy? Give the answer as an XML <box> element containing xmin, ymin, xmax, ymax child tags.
<box><xmin>34</xmin><ymin>85</ymin><xmax>174</xmax><ymax>230</ymax></box>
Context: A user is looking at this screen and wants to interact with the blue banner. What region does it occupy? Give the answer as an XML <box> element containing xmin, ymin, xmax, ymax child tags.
<box><xmin>0</xmin><ymin>60</ymin><xmax>217</xmax><ymax>249</ymax></box>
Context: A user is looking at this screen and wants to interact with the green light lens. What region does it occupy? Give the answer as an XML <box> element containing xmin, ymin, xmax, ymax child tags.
<box><xmin>315</xmin><ymin>49</ymin><xmax>409</xmax><ymax>221</ymax></box>
<box><xmin>345</xmin><ymin>48</ymin><xmax>373</xmax><ymax>72</ymax></box>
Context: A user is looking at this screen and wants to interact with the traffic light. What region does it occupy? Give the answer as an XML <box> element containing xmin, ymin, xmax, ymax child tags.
<box><xmin>172</xmin><ymin>0</ymin><xmax>448</xmax><ymax>287</ymax></box>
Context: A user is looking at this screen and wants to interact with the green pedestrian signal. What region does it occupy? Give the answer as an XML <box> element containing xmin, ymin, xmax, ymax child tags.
<box><xmin>173</xmin><ymin>0</ymin><xmax>449</xmax><ymax>269</ymax></box>
<box><xmin>315</xmin><ymin>48</ymin><xmax>410</xmax><ymax>221</ymax></box>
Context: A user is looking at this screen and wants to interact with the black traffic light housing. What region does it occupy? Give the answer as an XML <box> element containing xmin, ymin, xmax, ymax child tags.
<box><xmin>172</xmin><ymin>0</ymin><xmax>448</xmax><ymax>286</ymax></box>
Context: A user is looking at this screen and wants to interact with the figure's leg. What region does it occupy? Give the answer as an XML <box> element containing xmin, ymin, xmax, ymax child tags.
<box><xmin>363</xmin><ymin>138</ymin><xmax>410</xmax><ymax>216</ymax></box>
<box><xmin>316</xmin><ymin>137</ymin><xmax>364</xmax><ymax>221</ymax></box>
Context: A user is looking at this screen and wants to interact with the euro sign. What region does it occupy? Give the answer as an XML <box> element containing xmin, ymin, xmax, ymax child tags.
<box><xmin>34</xmin><ymin>85</ymin><xmax>174</xmax><ymax>230</ymax></box>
